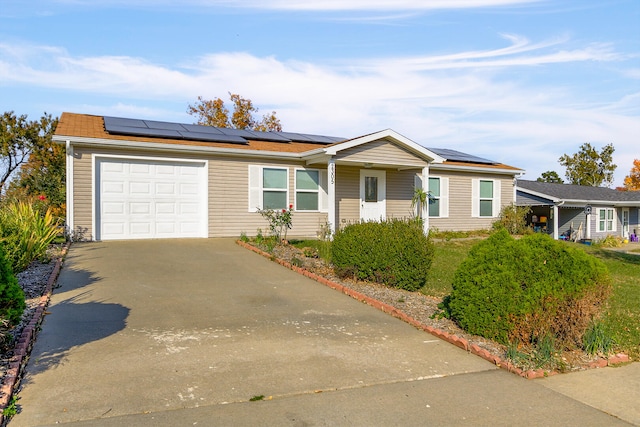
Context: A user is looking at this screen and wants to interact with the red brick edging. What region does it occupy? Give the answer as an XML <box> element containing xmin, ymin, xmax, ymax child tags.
<box><xmin>0</xmin><ymin>243</ymin><xmax>69</xmax><ymax>422</ymax></box>
<box><xmin>236</xmin><ymin>240</ymin><xmax>630</xmax><ymax>379</ymax></box>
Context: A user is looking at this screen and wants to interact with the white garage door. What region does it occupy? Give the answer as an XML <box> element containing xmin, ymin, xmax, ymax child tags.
<box><xmin>97</xmin><ymin>157</ymin><xmax>207</xmax><ymax>240</ymax></box>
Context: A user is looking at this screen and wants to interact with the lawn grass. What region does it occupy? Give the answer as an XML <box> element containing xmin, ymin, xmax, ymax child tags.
<box><xmin>578</xmin><ymin>245</ymin><xmax>640</xmax><ymax>359</ymax></box>
<box><xmin>420</xmin><ymin>239</ymin><xmax>480</xmax><ymax>297</ymax></box>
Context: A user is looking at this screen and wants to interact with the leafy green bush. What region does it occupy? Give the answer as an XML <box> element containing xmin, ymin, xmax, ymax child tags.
<box><xmin>492</xmin><ymin>203</ymin><xmax>532</xmax><ymax>235</ymax></box>
<box><xmin>0</xmin><ymin>244</ymin><xmax>25</xmax><ymax>327</ymax></box>
<box><xmin>0</xmin><ymin>200</ymin><xmax>61</xmax><ymax>272</ymax></box>
<box><xmin>332</xmin><ymin>219</ymin><xmax>434</xmax><ymax>291</ymax></box>
<box><xmin>440</xmin><ymin>229</ymin><xmax>611</xmax><ymax>349</ymax></box>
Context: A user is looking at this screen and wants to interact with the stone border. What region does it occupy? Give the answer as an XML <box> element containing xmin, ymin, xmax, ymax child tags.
<box><xmin>0</xmin><ymin>243</ymin><xmax>69</xmax><ymax>424</ymax></box>
<box><xmin>237</xmin><ymin>240</ymin><xmax>630</xmax><ymax>379</ymax></box>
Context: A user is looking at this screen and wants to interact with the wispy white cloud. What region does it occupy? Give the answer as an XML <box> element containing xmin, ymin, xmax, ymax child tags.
<box><xmin>0</xmin><ymin>34</ymin><xmax>636</xmax><ymax>185</ymax></box>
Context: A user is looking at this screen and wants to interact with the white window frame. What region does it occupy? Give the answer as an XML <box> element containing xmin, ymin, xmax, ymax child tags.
<box><xmin>294</xmin><ymin>168</ymin><xmax>328</xmax><ymax>212</ymax></box>
<box><xmin>248</xmin><ymin>165</ymin><xmax>289</xmax><ymax>212</ymax></box>
<box><xmin>472</xmin><ymin>178</ymin><xmax>501</xmax><ymax>218</ymax></box>
<box><xmin>597</xmin><ymin>208</ymin><xmax>616</xmax><ymax>232</ymax></box>
<box><xmin>427</xmin><ymin>176</ymin><xmax>449</xmax><ymax>218</ymax></box>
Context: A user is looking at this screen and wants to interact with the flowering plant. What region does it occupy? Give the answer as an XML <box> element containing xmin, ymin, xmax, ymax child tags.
<box><xmin>257</xmin><ymin>204</ymin><xmax>293</xmax><ymax>243</ymax></box>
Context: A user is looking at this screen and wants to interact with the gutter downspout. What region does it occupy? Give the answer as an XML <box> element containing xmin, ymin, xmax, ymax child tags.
<box><xmin>65</xmin><ymin>140</ymin><xmax>74</xmax><ymax>241</ymax></box>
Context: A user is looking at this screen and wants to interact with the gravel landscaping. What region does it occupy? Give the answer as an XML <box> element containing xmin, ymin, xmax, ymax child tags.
<box><xmin>0</xmin><ymin>246</ymin><xmax>65</xmax><ymax>401</ymax></box>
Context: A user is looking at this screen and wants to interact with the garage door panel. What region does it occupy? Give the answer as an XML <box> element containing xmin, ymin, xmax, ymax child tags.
<box><xmin>180</xmin><ymin>203</ymin><xmax>199</xmax><ymax>215</ymax></box>
<box><xmin>155</xmin><ymin>183</ymin><xmax>176</xmax><ymax>195</ymax></box>
<box><xmin>103</xmin><ymin>182</ymin><xmax>124</xmax><ymax>194</ymax></box>
<box><xmin>130</xmin><ymin>202</ymin><xmax>151</xmax><ymax>214</ymax></box>
<box><xmin>156</xmin><ymin>203</ymin><xmax>176</xmax><ymax>214</ymax></box>
<box><xmin>156</xmin><ymin>223</ymin><xmax>176</xmax><ymax>234</ymax></box>
<box><xmin>103</xmin><ymin>222</ymin><xmax>126</xmax><ymax>237</ymax></box>
<box><xmin>156</xmin><ymin>165</ymin><xmax>176</xmax><ymax>175</ymax></box>
<box><xmin>130</xmin><ymin>182</ymin><xmax>151</xmax><ymax>194</ymax></box>
<box><xmin>130</xmin><ymin>221</ymin><xmax>152</xmax><ymax>233</ymax></box>
<box><xmin>98</xmin><ymin>158</ymin><xmax>206</xmax><ymax>240</ymax></box>
<box><xmin>130</xmin><ymin>163</ymin><xmax>151</xmax><ymax>174</ymax></box>
<box><xmin>103</xmin><ymin>202</ymin><xmax>125</xmax><ymax>214</ymax></box>
<box><xmin>103</xmin><ymin>162</ymin><xmax>125</xmax><ymax>173</ymax></box>
<box><xmin>179</xmin><ymin>183</ymin><xmax>199</xmax><ymax>195</ymax></box>
<box><xmin>180</xmin><ymin>222</ymin><xmax>201</xmax><ymax>233</ymax></box>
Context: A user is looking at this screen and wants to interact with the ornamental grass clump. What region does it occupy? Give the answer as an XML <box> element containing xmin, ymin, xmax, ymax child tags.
<box><xmin>440</xmin><ymin>229</ymin><xmax>611</xmax><ymax>351</ymax></box>
<box><xmin>0</xmin><ymin>200</ymin><xmax>61</xmax><ymax>273</ymax></box>
<box><xmin>331</xmin><ymin>219</ymin><xmax>434</xmax><ymax>292</ymax></box>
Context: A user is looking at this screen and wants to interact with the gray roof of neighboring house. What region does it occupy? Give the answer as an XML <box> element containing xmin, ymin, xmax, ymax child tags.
<box><xmin>516</xmin><ymin>180</ymin><xmax>640</xmax><ymax>203</ymax></box>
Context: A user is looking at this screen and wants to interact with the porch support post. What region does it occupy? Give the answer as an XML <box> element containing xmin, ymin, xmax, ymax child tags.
<box><xmin>328</xmin><ymin>158</ymin><xmax>336</xmax><ymax>235</ymax></box>
<box><xmin>422</xmin><ymin>166</ymin><xmax>429</xmax><ymax>235</ymax></box>
<box><xmin>552</xmin><ymin>204</ymin><xmax>559</xmax><ymax>239</ymax></box>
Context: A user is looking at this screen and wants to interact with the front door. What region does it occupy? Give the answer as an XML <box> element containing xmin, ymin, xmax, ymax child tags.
<box><xmin>622</xmin><ymin>208</ymin><xmax>629</xmax><ymax>238</ymax></box>
<box><xmin>360</xmin><ymin>170</ymin><xmax>386</xmax><ymax>222</ymax></box>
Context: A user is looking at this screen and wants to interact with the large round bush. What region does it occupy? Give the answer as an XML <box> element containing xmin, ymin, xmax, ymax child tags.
<box><xmin>0</xmin><ymin>244</ymin><xmax>25</xmax><ymax>327</ymax></box>
<box><xmin>332</xmin><ymin>219</ymin><xmax>434</xmax><ymax>291</ymax></box>
<box><xmin>442</xmin><ymin>229</ymin><xmax>611</xmax><ymax>348</ymax></box>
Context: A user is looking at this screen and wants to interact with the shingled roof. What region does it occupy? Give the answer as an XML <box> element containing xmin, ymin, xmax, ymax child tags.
<box><xmin>517</xmin><ymin>179</ymin><xmax>640</xmax><ymax>203</ymax></box>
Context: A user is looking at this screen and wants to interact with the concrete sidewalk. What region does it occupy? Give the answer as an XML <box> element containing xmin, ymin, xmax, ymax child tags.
<box><xmin>11</xmin><ymin>239</ymin><xmax>634</xmax><ymax>426</ymax></box>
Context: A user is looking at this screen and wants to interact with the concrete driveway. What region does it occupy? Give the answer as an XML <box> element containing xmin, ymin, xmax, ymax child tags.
<box><xmin>12</xmin><ymin>240</ymin><xmax>628</xmax><ymax>426</ymax></box>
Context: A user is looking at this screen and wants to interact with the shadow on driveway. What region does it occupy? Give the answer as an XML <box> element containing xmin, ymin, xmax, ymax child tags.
<box><xmin>24</xmin><ymin>294</ymin><xmax>129</xmax><ymax>377</ymax></box>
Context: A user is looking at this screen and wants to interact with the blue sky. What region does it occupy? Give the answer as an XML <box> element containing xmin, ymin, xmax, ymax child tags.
<box><xmin>1</xmin><ymin>0</ymin><xmax>639</xmax><ymax>186</ymax></box>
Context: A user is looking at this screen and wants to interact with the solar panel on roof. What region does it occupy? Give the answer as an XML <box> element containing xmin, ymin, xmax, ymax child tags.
<box><xmin>242</xmin><ymin>129</ymin><xmax>291</xmax><ymax>142</ymax></box>
<box><xmin>274</xmin><ymin>131</ymin><xmax>344</xmax><ymax>144</ymax></box>
<box><xmin>102</xmin><ymin>115</ymin><xmax>342</xmax><ymax>145</ymax></box>
<box><xmin>108</xmin><ymin>126</ymin><xmax>183</xmax><ymax>138</ymax></box>
<box><xmin>142</xmin><ymin>120</ymin><xmax>186</xmax><ymax>131</ymax></box>
<box><xmin>180</xmin><ymin>124</ymin><xmax>226</xmax><ymax>134</ymax></box>
<box><xmin>177</xmin><ymin>131</ymin><xmax>247</xmax><ymax>143</ymax></box>
<box><xmin>104</xmin><ymin>116</ymin><xmax>148</xmax><ymax>128</ymax></box>
<box><xmin>104</xmin><ymin>116</ymin><xmax>248</xmax><ymax>144</ymax></box>
<box><xmin>428</xmin><ymin>147</ymin><xmax>497</xmax><ymax>165</ymax></box>
<box><xmin>275</xmin><ymin>132</ymin><xmax>314</xmax><ymax>142</ymax></box>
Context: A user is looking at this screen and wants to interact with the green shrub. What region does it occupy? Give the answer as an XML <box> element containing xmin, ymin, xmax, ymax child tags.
<box><xmin>332</xmin><ymin>219</ymin><xmax>434</xmax><ymax>291</ymax></box>
<box><xmin>441</xmin><ymin>229</ymin><xmax>611</xmax><ymax>349</ymax></box>
<box><xmin>492</xmin><ymin>203</ymin><xmax>532</xmax><ymax>235</ymax></box>
<box><xmin>0</xmin><ymin>201</ymin><xmax>61</xmax><ymax>272</ymax></box>
<box><xmin>0</xmin><ymin>244</ymin><xmax>26</xmax><ymax>327</ymax></box>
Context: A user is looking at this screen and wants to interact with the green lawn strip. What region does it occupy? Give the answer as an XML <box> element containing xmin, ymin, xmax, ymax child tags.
<box><xmin>420</xmin><ymin>239</ymin><xmax>479</xmax><ymax>297</ymax></box>
<box><xmin>585</xmin><ymin>248</ymin><xmax>640</xmax><ymax>359</ymax></box>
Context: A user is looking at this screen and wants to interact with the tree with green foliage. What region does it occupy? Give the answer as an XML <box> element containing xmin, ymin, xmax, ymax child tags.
<box><xmin>558</xmin><ymin>142</ymin><xmax>616</xmax><ymax>187</ymax></box>
<box><xmin>536</xmin><ymin>170</ymin><xmax>564</xmax><ymax>184</ymax></box>
<box><xmin>1</xmin><ymin>112</ymin><xmax>61</xmax><ymax>201</ymax></box>
<box><xmin>187</xmin><ymin>93</ymin><xmax>282</xmax><ymax>131</ymax></box>
<box><xmin>5</xmin><ymin>114</ymin><xmax>64</xmax><ymax>216</ymax></box>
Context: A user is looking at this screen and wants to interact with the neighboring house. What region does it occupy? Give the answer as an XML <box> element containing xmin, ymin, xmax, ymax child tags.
<box><xmin>516</xmin><ymin>180</ymin><xmax>640</xmax><ymax>241</ymax></box>
<box><xmin>53</xmin><ymin>113</ymin><xmax>523</xmax><ymax>241</ymax></box>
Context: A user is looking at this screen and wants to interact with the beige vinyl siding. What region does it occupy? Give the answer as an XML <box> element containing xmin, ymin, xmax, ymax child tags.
<box><xmin>386</xmin><ymin>169</ymin><xmax>420</xmax><ymax>219</ymax></box>
<box><xmin>335</xmin><ymin>139</ymin><xmax>426</xmax><ymax>167</ymax></box>
<box><xmin>335</xmin><ymin>166</ymin><xmax>360</xmax><ymax>228</ymax></box>
<box><xmin>428</xmin><ymin>169</ymin><xmax>515</xmax><ymax>231</ymax></box>
<box><xmin>71</xmin><ymin>148</ymin><xmax>94</xmax><ymax>240</ymax></box>
<box><xmin>209</xmin><ymin>157</ymin><xmax>327</xmax><ymax>238</ymax></box>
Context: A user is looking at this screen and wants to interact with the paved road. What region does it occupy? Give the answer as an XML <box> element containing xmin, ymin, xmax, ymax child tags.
<box><xmin>11</xmin><ymin>240</ymin><xmax>632</xmax><ymax>426</ymax></box>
